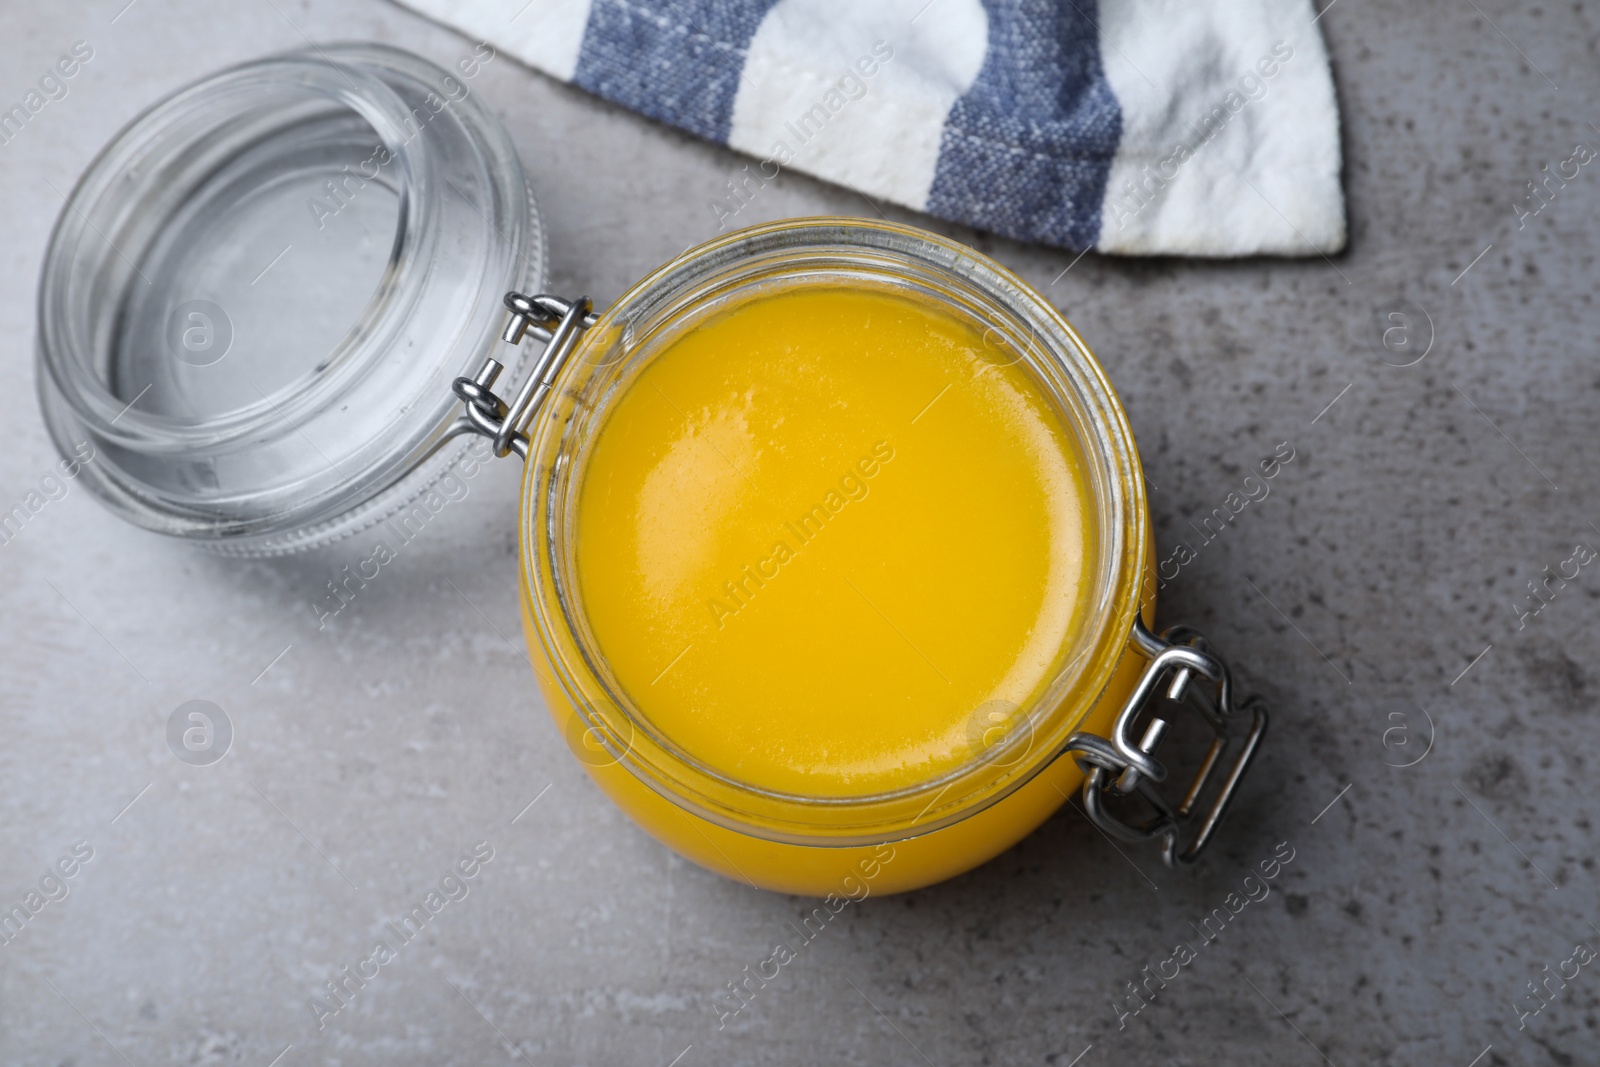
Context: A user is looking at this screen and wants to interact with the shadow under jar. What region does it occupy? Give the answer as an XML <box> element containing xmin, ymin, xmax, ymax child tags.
<box><xmin>37</xmin><ymin>45</ymin><xmax>1265</xmax><ymax>897</ymax></box>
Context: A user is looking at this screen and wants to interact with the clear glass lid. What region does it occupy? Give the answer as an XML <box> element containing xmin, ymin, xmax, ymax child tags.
<box><xmin>36</xmin><ymin>43</ymin><xmax>543</xmax><ymax>555</ymax></box>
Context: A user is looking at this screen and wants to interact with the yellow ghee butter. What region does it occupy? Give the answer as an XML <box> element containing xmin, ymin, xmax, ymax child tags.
<box><xmin>575</xmin><ymin>285</ymin><xmax>1098</xmax><ymax>798</ymax></box>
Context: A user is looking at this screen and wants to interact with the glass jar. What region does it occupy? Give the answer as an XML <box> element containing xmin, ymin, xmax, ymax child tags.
<box><xmin>36</xmin><ymin>43</ymin><xmax>541</xmax><ymax>554</ymax></box>
<box><xmin>495</xmin><ymin>219</ymin><xmax>1265</xmax><ymax>894</ymax></box>
<box><xmin>37</xmin><ymin>45</ymin><xmax>1265</xmax><ymax>896</ymax></box>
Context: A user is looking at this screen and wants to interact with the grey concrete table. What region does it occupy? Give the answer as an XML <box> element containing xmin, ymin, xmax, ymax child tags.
<box><xmin>1</xmin><ymin>1</ymin><xmax>1594</xmax><ymax>1064</ymax></box>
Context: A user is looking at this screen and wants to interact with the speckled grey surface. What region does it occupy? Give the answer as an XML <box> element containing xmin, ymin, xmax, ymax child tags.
<box><xmin>2</xmin><ymin>2</ymin><xmax>1596</xmax><ymax>1065</ymax></box>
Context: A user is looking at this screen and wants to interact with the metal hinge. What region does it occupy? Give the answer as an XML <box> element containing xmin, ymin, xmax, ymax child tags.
<box><xmin>1065</xmin><ymin>619</ymin><xmax>1268</xmax><ymax>868</ymax></box>
<box><xmin>451</xmin><ymin>292</ymin><xmax>598</xmax><ymax>460</ymax></box>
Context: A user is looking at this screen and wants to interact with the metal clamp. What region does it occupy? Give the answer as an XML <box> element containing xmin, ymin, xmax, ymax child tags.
<box><xmin>1065</xmin><ymin>619</ymin><xmax>1267</xmax><ymax>868</ymax></box>
<box><xmin>451</xmin><ymin>292</ymin><xmax>599</xmax><ymax>460</ymax></box>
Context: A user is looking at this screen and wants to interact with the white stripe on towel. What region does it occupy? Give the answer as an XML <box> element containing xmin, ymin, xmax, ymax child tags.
<box><xmin>1096</xmin><ymin>0</ymin><xmax>1345</xmax><ymax>256</ymax></box>
<box><xmin>727</xmin><ymin>0</ymin><xmax>988</xmax><ymax>212</ymax></box>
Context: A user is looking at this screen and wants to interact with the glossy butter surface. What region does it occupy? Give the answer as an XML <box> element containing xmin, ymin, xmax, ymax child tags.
<box><xmin>574</xmin><ymin>284</ymin><xmax>1098</xmax><ymax>797</ymax></box>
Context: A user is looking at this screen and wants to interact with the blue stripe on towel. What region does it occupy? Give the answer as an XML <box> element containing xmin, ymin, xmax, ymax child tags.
<box><xmin>573</xmin><ymin>0</ymin><xmax>784</xmax><ymax>143</ymax></box>
<box><xmin>926</xmin><ymin>0</ymin><xmax>1122</xmax><ymax>252</ymax></box>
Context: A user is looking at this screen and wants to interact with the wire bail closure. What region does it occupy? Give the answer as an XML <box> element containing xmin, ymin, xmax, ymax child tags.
<box><xmin>451</xmin><ymin>292</ymin><xmax>598</xmax><ymax>460</ymax></box>
<box><xmin>1066</xmin><ymin>619</ymin><xmax>1268</xmax><ymax>868</ymax></box>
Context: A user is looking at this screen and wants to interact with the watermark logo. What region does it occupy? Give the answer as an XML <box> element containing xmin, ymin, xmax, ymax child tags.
<box><xmin>167</xmin><ymin>300</ymin><xmax>233</xmax><ymax>366</ymax></box>
<box><xmin>1110</xmin><ymin>841</ymin><xmax>1297</xmax><ymax>1032</ymax></box>
<box><xmin>1380</xmin><ymin>706</ymin><xmax>1434</xmax><ymax>768</ymax></box>
<box><xmin>1106</xmin><ymin>40</ymin><xmax>1295</xmax><ymax>230</ymax></box>
<box><xmin>311</xmin><ymin>440</ymin><xmax>491</xmax><ymax>630</ymax></box>
<box><xmin>0</xmin><ymin>40</ymin><xmax>94</xmax><ymax>149</ymax></box>
<box><xmin>977</xmin><ymin>313</ymin><xmax>1042</xmax><ymax>371</ymax></box>
<box><xmin>0</xmin><ymin>441</ymin><xmax>97</xmax><ymax>550</ymax></box>
<box><xmin>565</xmin><ymin>707</ymin><xmax>635</xmax><ymax>768</ymax></box>
<box><xmin>1366</xmin><ymin>299</ymin><xmax>1433</xmax><ymax>367</ymax></box>
<box><xmin>1513</xmin><ymin>940</ymin><xmax>1595</xmax><ymax>1030</ymax></box>
<box><xmin>965</xmin><ymin>699</ymin><xmax>1033</xmax><ymax>768</ymax></box>
<box><xmin>310</xmin><ymin>841</ymin><xmax>495</xmax><ymax>1030</ymax></box>
<box><xmin>1512</xmin><ymin>142</ymin><xmax>1596</xmax><ymax>230</ymax></box>
<box><xmin>0</xmin><ymin>840</ymin><xmax>94</xmax><ymax>949</ymax></box>
<box><xmin>708</xmin><ymin>41</ymin><xmax>896</xmax><ymax>231</ymax></box>
<box><xmin>1152</xmin><ymin>442</ymin><xmax>1297</xmax><ymax>591</ymax></box>
<box><xmin>706</xmin><ymin>441</ymin><xmax>895</xmax><ymax>631</ymax></box>
<box><xmin>711</xmin><ymin>843</ymin><xmax>896</xmax><ymax>1029</ymax></box>
<box><xmin>1513</xmin><ymin>540</ymin><xmax>1596</xmax><ymax>629</ymax></box>
<box><xmin>166</xmin><ymin>700</ymin><xmax>232</xmax><ymax>766</ymax></box>
<box><xmin>307</xmin><ymin>43</ymin><xmax>498</xmax><ymax>232</ymax></box>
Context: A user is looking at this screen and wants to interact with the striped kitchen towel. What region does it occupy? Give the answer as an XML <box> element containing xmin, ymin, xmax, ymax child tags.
<box><xmin>395</xmin><ymin>0</ymin><xmax>1345</xmax><ymax>257</ymax></box>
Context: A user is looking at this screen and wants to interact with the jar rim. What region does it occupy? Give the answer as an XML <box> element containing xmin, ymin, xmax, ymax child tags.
<box><xmin>519</xmin><ymin>217</ymin><xmax>1149</xmax><ymax>844</ymax></box>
